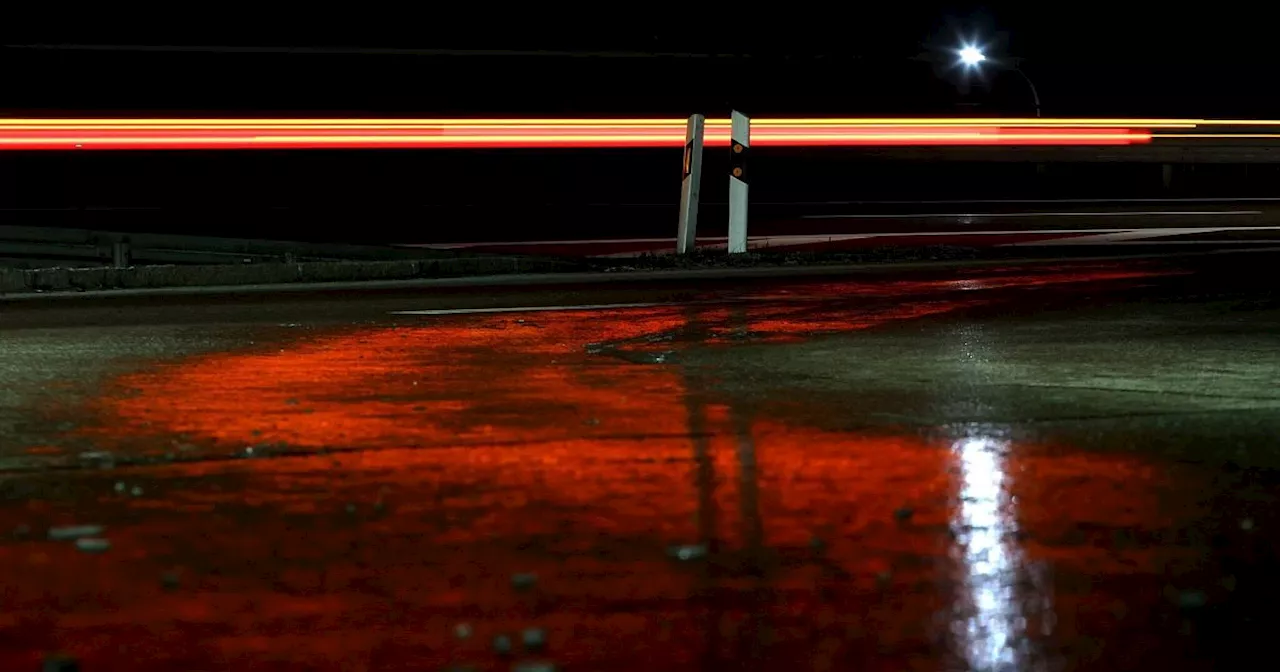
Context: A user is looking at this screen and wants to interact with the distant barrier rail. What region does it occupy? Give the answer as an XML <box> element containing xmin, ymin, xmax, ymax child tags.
<box><xmin>0</xmin><ymin>225</ymin><xmax>450</xmax><ymax>269</ymax></box>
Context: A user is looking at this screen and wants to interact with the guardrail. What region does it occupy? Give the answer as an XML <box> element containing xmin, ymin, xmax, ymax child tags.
<box><xmin>0</xmin><ymin>225</ymin><xmax>452</xmax><ymax>269</ymax></box>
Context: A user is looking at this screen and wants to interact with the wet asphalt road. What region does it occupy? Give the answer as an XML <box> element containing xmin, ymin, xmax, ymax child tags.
<box><xmin>2</xmin><ymin>252</ymin><xmax>1280</xmax><ymax>670</ymax></box>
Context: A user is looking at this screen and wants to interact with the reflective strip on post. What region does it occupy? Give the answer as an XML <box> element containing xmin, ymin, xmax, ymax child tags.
<box><xmin>676</xmin><ymin>114</ymin><xmax>706</xmax><ymax>255</ymax></box>
<box><xmin>727</xmin><ymin>110</ymin><xmax>750</xmax><ymax>254</ymax></box>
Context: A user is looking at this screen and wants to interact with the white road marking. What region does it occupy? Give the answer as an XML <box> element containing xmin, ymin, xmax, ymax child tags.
<box><xmin>399</xmin><ymin>219</ymin><xmax>1280</xmax><ymax>257</ymax></box>
<box><xmin>676</xmin><ymin>226</ymin><xmax>1280</xmax><ymax>246</ymax></box>
<box><xmin>402</xmin><ymin>236</ymin><xmax>689</xmax><ymax>249</ymax></box>
<box><xmin>391</xmin><ymin>301</ymin><xmax>679</xmax><ymax>316</ymax></box>
<box><xmin>410</xmin><ymin>228</ymin><xmax>1213</xmax><ymax>253</ymax></box>
<box><xmin>801</xmin><ymin>210</ymin><xmax>1263</xmax><ymax>219</ymax></box>
<box><xmin>1026</xmin><ymin>240</ymin><xmax>1280</xmax><ymax>245</ymax></box>
<box><xmin>755</xmin><ymin>197</ymin><xmax>1280</xmax><ymax>206</ymax></box>
<box><xmin>1009</xmin><ymin>226</ymin><xmax>1280</xmax><ymax>245</ymax></box>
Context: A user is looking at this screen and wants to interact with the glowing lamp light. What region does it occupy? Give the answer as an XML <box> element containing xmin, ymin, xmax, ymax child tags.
<box><xmin>959</xmin><ymin>45</ymin><xmax>986</xmax><ymax>67</ymax></box>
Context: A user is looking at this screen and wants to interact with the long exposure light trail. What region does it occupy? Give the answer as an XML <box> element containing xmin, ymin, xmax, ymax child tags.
<box><xmin>0</xmin><ymin>117</ymin><xmax>1267</xmax><ymax>126</ymax></box>
<box><xmin>0</xmin><ymin>117</ymin><xmax>1276</xmax><ymax>150</ymax></box>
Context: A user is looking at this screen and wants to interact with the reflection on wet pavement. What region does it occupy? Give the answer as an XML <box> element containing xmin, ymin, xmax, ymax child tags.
<box><xmin>1</xmin><ymin>264</ymin><xmax>1274</xmax><ymax>670</ymax></box>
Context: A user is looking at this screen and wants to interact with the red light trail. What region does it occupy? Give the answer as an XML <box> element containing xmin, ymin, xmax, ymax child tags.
<box><xmin>0</xmin><ymin>117</ymin><xmax>1278</xmax><ymax>150</ymax></box>
<box><xmin>0</xmin><ymin>118</ymin><xmax>1168</xmax><ymax>150</ymax></box>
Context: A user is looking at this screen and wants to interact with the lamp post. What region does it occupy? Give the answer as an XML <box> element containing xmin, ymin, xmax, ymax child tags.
<box><xmin>957</xmin><ymin>45</ymin><xmax>1041</xmax><ymax>118</ymax></box>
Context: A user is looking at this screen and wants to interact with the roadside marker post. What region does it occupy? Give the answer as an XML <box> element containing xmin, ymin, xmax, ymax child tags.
<box><xmin>111</xmin><ymin>239</ymin><xmax>131</xmax><ymax>267</ymax></box>
<box><xmin>676</xmin><ymin>114</ymin><xmax>706</xmax><ymax>255</ymax></box>
<box><xmin>727</xmin><ymin>111</ymin><xmax>751</xmax><ymax>254</ymax></box>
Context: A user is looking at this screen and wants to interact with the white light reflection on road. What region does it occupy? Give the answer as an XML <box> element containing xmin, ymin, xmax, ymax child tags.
<box><xmin>953</xmin><ymin>434</ymin><xmax>1024</xmax><ymax>670</ymax></box>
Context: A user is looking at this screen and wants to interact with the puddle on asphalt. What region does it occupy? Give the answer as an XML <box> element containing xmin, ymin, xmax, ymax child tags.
<box><xmin>1</xmin><ymin>266</ymin><xmax>1266</xmax><ymax>671</ymax></box>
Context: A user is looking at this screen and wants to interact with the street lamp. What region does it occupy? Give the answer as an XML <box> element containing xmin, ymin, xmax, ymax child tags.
<box><xmin>958</xmin><ymin>45</ymin><xmax>986</xmax><ymax>67</ymax></box>
<box><xmin>956</xmin><ymin>44</ymin><xmax>1041</xmax><ymax>118</ymax></box>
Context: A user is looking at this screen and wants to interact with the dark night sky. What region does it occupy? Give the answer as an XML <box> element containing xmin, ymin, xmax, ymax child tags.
<box><xmin>5</xmin><ymin>6</ymin><xmax>1279</xmax><ymax>245</ymax></box>
<box><xmin>4</xmin><ymin>7</ymin><xmax>1279</xmax><ymax>118</ymax></box>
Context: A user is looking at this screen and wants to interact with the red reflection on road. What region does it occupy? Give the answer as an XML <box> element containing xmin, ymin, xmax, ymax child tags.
<box><xmin>2</xmin><ymin>268</ymin><xmax>1215</xmax><ymax>670</ymax></box>
<box><xmin>80</xmin><ymin>308</ymin><xmax>692</xmax><ymax>452</ymax></box>
<box><xmin>80</xmin><ymin>282</ymin><xmax>1051</xmax><ymax>453</ymax></box>
<box><xmin>82</xmin><ymin>267</ymin><xmax>1163</xmax><ymax>450</ymax></box>
<box><xmin>0</xmin><ymin>419</ymin><xmax>1210</xmax><ymax>670</ymax></box>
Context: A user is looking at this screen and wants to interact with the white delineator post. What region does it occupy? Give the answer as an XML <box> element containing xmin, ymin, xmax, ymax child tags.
<box><xmin>727</xmin><ymin>110</ymin><xmax>750</xmax><ymax>254</ymax></box>
<box><xmin>676</xmin><ymin>114</ymin><xmax>706</xmax><ymax>255</ymax></box>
